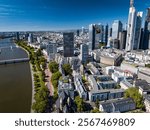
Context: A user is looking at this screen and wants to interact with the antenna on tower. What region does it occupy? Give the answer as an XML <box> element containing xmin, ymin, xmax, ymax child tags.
<box><xmin>130</xmin><ymin>0</ymin><xmax>134</xmax><ymax>7</ymax></box>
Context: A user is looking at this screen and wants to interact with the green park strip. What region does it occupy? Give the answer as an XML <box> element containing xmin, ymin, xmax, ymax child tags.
<box><xmin>16</xmin><ymin>41</ymin><xmax>49</xmax><ymax>113</ymax></box>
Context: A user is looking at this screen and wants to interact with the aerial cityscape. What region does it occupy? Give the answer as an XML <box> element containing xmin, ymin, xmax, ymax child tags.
<box><xmin>0</xmin><ymin>0</ymin><xmax>150</xmax><ymax>113</ymax></box>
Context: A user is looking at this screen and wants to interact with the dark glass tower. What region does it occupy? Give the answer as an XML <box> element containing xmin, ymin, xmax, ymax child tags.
<box><xmin>142</xmin><ymin>8</ymin><xmax>150</xmax><ymax>49</ymax></box>
<box><xmin>63</xmin><ymin>32</ymin><xmax>74</xmax><ymax>57</ymax></box>
<box><xmin>89</xmin><ymin>24</ymin><xmax>96</xmax><ymax>50</ymax></box>
<box><xmin>104</xmin><ymin>24</ymin><xmax>109</xmax><ymax>44</ymax></box>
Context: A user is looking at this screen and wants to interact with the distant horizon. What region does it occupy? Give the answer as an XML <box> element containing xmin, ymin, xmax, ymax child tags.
<box><xmin>0</xmin><ymin>0</ymin><xmax>149</xmax><ymax>31</ymax></box>
<box><xmin>0</xmin><ymin>28</ymin><xmax>89</xmax><ymax>33</ymax></box>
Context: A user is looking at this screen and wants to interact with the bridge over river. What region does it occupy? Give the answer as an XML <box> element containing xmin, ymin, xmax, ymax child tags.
<box><xmin>0</xmin><ymin>39</ymin><xmax>29</xmax><ymax>65</ymax></box>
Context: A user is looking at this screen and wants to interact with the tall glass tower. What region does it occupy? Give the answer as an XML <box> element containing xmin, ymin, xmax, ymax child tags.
<box><xmin>63</xmin><ymin>32</ymin><xmax>74</xmax><ymax>57</ymax></box>
<box><xmin>133</xmin><ymin>12</ymin><xmax>143</xmax><ymax>50</ymax></box>
<box><xmin>89</xmin><ymin>24</ymin><xmax>101</xmax><ymax>50</ymax></box>
<box><xmin>142</xmin><ymin>8</ymin><xmax>150</xmax><ymax>49</ymax></box>
<box><xmin>112</xmin><ymin>20</ymin><xmax>123</xmax><ymax>40</ymax></box>
<box><xmin>126</xmin><ymin>0</ymin><xmax>137</xmax><ymax>51</ymax></box>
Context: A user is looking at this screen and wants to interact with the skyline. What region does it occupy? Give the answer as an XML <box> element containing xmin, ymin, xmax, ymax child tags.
<box><xmin>0</xmin><ymin>0</ymin><xmax>149</xmax><ymax>31</ymax></box>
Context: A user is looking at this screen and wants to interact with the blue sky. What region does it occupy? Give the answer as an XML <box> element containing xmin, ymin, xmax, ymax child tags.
<box><xmin>0</xmin><ymin>0</ymin><xmax>149</xmax><ymax>31</ymax></box>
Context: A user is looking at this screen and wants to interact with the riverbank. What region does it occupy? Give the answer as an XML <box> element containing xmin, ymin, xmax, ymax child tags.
<box><xmin>14</xmin><ymin>40</ymin><xmax>35</xmax><ymax>113</ymax></box>
<box><xmin>15</xmin><ymin>40</ymin><xmax>50</xmax><ymax>113</ymax></box>
<box><xmin>30</xmin><ymin>63</ymin><xmax>35</xmax><ymax>113</ymax></box>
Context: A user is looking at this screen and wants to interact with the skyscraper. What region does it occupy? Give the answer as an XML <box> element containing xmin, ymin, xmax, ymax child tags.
<box><xmin>126</xmin><ymin>0</ymin><xmax>137</xmax><ymax>51</ymax></box>
<box><xmin>109</xmin><ymin>27</ymin><xmax>112</xmax><ymax>37</ymax></box>
<box><xmin>99</xmin><ymin>24</ymin><xmax>104</xmax><ymax>43</ymax></box>
<box><xmin>142</xmin><ymin>8</ymin><xmax>150</xmax><ymax>49</ymax></box>
<box><xmin>119</xmin><ymin>30</ymin><xmax>127</xmax><ymax>50</ymax></box>
<box><xmin>77</xmin><ymin>30</ymin><xmax>80</xmax><ymax>36</ymax></box>
<box><xmin>80</xmin><ymin>44</ymin><xmax>89</xmax><ymax>64</ymax></box>
<box><xmin>63</xmin><ymin>32</ymin><xmax>74</xmax><ymax>57</ymax></box>
<box><xmin>133</xmin><ymin>12</ymin><xmax>143</xmax><ymax>50</ymax></box>
<box><xmin>112</xmin><ymin>20</ymin><xmax>123</xmax><ymax>39</ymax></box>
<box><xmin>104</xmin><ymin>24</ymin><xmax>109</xmax><ymax>44</ymax></box>
<box><xmin>89</xmin><ymin>24</ymin><xmax>96</xmax><ymax>50</ymax></box>
<box><xmin>89</xmin><ymin>24</ymin><xmax>101</xmax><ymax>50</ymax></box>
<box><xmin>16</xmin><ymin>32</ymin><xmax>20</xmax><ymax>41</ymax></box>
<box><xmin>82</xmin><ymin>27</ymin><xmax>85</xmax><ymax>34</ymax></box>
<box><xmin>28</xmin><ymin>33</ymin><xmax>33</xmax><ymax>44</ymax></box>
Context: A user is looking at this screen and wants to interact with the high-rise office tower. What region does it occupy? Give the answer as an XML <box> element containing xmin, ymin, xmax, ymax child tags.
<box><xmin>109</xmin><ymin>27</ymin><xmax>112</xmax><ymax>37</ymax></box>
<box><xmin>77</xmin><ymin>30</ymin><xmax>80</xmax><ymax>36</ymax></box>
<box><xmin>16</xmin><ymin>32</ymin><xmax>20</xmax><ymax>41</ymax></box>
<box><xmin>82</xmin><ymin>27</ymin><xmax>85</xmax><ymax>34</ymax></box>
<box><xmin>28</xmin><ymin>33</ymin><xmax>33</xmax><ymax>44</ymax></box>
<box><xmin>99</xmin><ymin>24</ymin><xmax>104</xmax><ymax>43</ymax></box>
<box><xmin>126</xmin><ymin>0</ymin><xmax>137</xmax><ymax>51</ymax></box>
<box><xmin>80</xmin><ymin>44</ymin><xmax>89</xmax><ymax>64</ymax></box>
<box><xmin>89</xmin><ymin>24</ymin><xmax>95</xmax><ymax>50</ymax></box>
<box><xmin>112</xmin><ymin>20</ymin><xmax>123</xmax><ymax>39</ymax></box>
<box><xmin>104</xmin><ymin>24</ymin><xmax>109</xmax><ymax>44</ymax></box>
<box><xmin>119</xmin><ymin>30</ymin><xmax>127</xmax><ymax>50</ymax></box>
<box><xmin>63</xmin><ymin>32</ymin><xmax>74</xmax><ymax>57</ymax></box>
<box><xmin>133</xmin><ymin>12</ymin><xmax>143</xmax><ymax>50</ymax></box>
<box><xmin>89</xmin><ymin>24</ymin><xmax>101</xmax><ymax>50</ymax></box>
<box><xmin>25</xmin><ymin>33</ymin><xmax>29</xmax><ymax>41</ymax></box>
<box><xmin>139</xmin><ymin>28</ymin><xmax>144</xmax><ymax>49</ymax></box>
<box><xmin>142</xmin><ymin>8</ymin><xmax>150</xmax><ymax>49</ymax></box>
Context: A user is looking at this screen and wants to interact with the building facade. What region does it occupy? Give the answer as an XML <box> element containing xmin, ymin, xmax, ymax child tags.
<box><xmin>112</xmin><ymin>20</ymin><xmax>123</xmax><ymax>39</ymax></box>
<box><xmin>119</xmin><ymin>30</ymin><xmax>127</xmax><ymax>50</ymax></box>
<box><xmin>46</xmin><ymin>42</ymin><xmax>57</xmax><ymax>61</ymax></box>
<box><xmin>80</xmin><ymin>44</ymin><xmax>89</xmax><ymax>64</ymax></box>
<box><xmin>133</xmin><ymin>12</ymin><xmax>143</xmax><ymax>50</ymax></box>
<box><xmin>63</xmin><ymin>32</ymin><xmax>74</xmax><ymax>57</ymax></box>
<box><xmin>28</xmin><ymin>33</ymin><xmax>33</xmax><ymax>44</ymax></box>
<box><xmin>89</xmin><ymin>24</ymin><xmax>101</xmax><ymax>50</ymax></box>
<box><xmin>142</xmin><ymin>8</ymin><xmax>150</xmax><ymax>49</ymax></box>
<box><xmin>126</xmin><ymin>0</ymin><xmax>137</xmax><ymax>51</ymax></box>
<box><xmin>99</xmin><ymin>98</ymin><xmax>136</xmax><ymax>113</ymax></box>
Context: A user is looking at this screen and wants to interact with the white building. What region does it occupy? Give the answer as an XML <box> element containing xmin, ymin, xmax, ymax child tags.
<box><xmin>99</xmin><ymin>98</ymin><xmax>136</xmax><ymax>113</ymax></box>
<box><xmin>144</xmin><ymin>95</ymin><xmax>150</xmax><ymax>113</ymax></box>
<box><xmin>74</xmin><ymin>75</ymin><xmax>88</xmax><ymax>100</ymax></box>
<box><xmin>126</xmin><ymin>0</ymin><xmax>137</xmax><ymax>51</ymax></box>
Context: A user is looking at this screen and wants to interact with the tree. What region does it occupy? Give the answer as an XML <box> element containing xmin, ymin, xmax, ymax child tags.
<box><xmin>51</xmin><ymin>71</ymin><xmax>62</xmax><ymax>81</ymax></box>
<box><xmin>99</xmin><ymin>42</ymin><xmax>106</xmax><ymax>48</ymax></box>
<box><xmin>91</xmin><ymin>108</ymin><xmax>100</xmax><ymax>113</ymax></box>
<box><xmin>36</xmin><ymin>49</ymin><xmax>42</xmax><ymax>57</ymax></box>
<box><xmin>145</xmin><ymin>64</ymin><xmax>150</xmax><ymax>68</ymax></box>
<box><xmin>49</xmin><ymin>61</ymin><xmax>59</xmax><ymax>73</ymax></box>
<box><xmin>95</xmin><ymin>99</ymin><xmax>99</xmax><ymax>108</ymax></box>
<box><xmin>75</xmin><ymin>96</ymin><xmax>85</xmax><ymax>112</ymax></box>
<box><xmin>124</xmin><ymin>87</ymin><xmax>144</xmax><ymax>109</ymax></box>
<box><xmin>62</xmin><ymin>64</ymin><xmax>72</xmax><ymax>76</ymax></box>
<box><xmin>32</xmin><ymin>86</ymin><xmax>49</xmax><ymax>113</ymax></box>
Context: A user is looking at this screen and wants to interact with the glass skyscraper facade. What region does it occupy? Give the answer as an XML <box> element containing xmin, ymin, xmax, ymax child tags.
<box><xmin>80</xmin><ymin>44</ymin><xmax>89</xmax><ymax>64</ymax></box>
<box><xmin>63</xmin><ymin>32</ymin><xmax>74</xmax><ymax>57</ymax></box>
<box><xmin>89</xmin><ymin>24</ymin><xmax>100</xmax><ymax>50</ymax></box>
<box><xmin>126</xmin><ymin>0</ymin><xmax>137</xmax><ymax>51</ymax></box>
<box><xmin>112</xmin><ymin>20</ymin><xmax>123</xmax><ymax>39</ymax></box>
<box><xmin>142</xmin><ymin>8</ymin><xmax>150</xmax><ymax>49</ymax></box>
<box><xmin>133</xmin><ymin>12</ymin><xmax>143</xmax><ymax>50</ymax></box>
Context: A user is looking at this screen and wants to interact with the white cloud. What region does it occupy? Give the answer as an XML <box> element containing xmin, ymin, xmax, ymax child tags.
<box><xmin>0</xmin><ymin>4</ymin><xmax>25</xmax><ymax>17</ymax></box>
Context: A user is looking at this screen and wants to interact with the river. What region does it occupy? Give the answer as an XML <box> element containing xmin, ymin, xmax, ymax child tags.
<box><xmin>0</xmin><ymin>38</ymin><xmax>32</xmax><ymax>113</ymax></box>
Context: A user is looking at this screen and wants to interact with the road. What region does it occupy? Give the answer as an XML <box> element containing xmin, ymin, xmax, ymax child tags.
<box><xmin>44</xmin><ymin>55</ymin><xmax>54</xmax><ymax>96</ymax></box>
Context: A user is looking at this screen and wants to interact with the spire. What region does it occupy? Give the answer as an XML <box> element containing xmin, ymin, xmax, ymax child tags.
<box><xmin>130</xmin><ymin>0</ymin><xmax>134</xmax><ymax>7</ymax></box>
